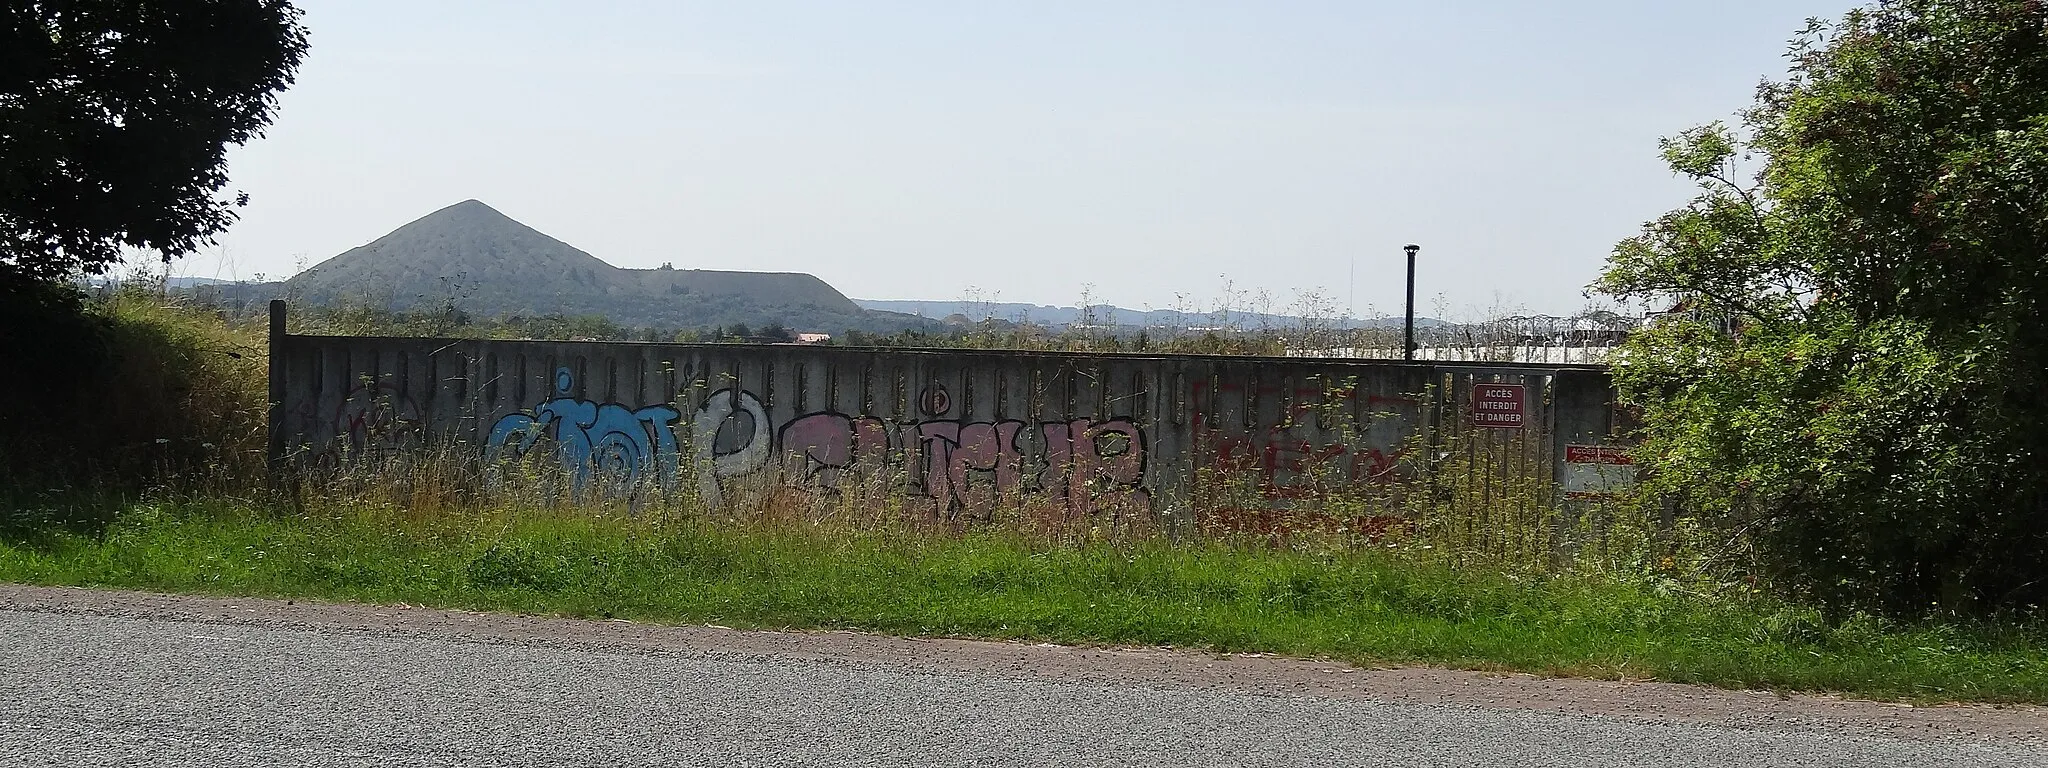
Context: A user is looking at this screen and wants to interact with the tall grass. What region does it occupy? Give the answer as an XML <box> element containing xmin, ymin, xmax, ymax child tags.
<box><xmin>2</xmin><ymin>495</ymin><xmax>2043</xmax><ymax>703</ymax></box>
<box><xmin>0</xmin><ymin>284</ymin><xmax>268</xmax><ymax>491</ymax></box>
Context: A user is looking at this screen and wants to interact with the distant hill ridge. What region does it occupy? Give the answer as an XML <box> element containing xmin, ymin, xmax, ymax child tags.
<box><xmin>281</xmin><ymin>200</ymin><xmax>924</xmax><ymax>332</ymax></box>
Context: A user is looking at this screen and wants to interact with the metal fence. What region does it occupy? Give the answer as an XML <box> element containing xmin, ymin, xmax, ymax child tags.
<box><xmin>1291</xmin><ymin>315</ymin><xmax>1638</xmax><ymax>365</ymax></box>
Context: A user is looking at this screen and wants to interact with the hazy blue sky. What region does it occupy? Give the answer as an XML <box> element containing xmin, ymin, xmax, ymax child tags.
<box><xmin>189</xmin><ymin>0</ymin><xmax>1853</xmax><ymax>317</ymax></box>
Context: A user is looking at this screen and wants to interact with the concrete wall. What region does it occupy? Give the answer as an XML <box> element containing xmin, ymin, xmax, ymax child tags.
<box><xmin>267</xmin><ymin>303</ymin><xmax>1626</xmax><ymax>521</ymax></box>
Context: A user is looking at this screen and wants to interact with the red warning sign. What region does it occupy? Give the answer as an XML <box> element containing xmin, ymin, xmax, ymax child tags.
<box><xmin>1564</xmin><ymin>445</ymin><xmax>1632</xmax><ymax>465</ymax></box>
<box><xmin>1472</xmin><ymin>384</ymin><xmax>1526</xmax><ymax>429</ymax></box>
<box><xmin>1563</xmin><ymin>444</ymin><xmax>1637</xmax><ymax>499</ymax></box>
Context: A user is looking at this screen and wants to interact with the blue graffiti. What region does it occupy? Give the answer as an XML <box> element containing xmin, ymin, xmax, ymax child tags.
<box><xmin>486</xmin><ymin>367</ymin><xmax>681</xmax><ymax>494</ymax></box>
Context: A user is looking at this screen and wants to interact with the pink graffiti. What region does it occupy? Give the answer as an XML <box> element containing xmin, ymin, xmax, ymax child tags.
<box><xmin>774</xmin><ymin>410</ymin><xmax>1150</xmax><ymax>519</ymax></box>
<box><xmin>916</xmin><ymin>420</ymin><xmax>1026</xmax><ymax>515</ymax></box>
<box><xmin>779</xmin><ymin>413</ymin><xmax>889</xmax><ymax>490</ymax></box>
<box><xmin>1042</xmin><ymin>419</ymin><xmax>1150</xmax><ymax>519</ymax></box>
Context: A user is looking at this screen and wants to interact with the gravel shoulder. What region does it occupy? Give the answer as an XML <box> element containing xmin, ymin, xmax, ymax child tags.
<box><xmin>2</xmin><ymin>583</ymin><xmax>2041</xmax><ymax>746</ymax></box>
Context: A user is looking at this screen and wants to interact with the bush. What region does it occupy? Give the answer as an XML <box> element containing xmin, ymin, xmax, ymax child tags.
<box><xmin>0</xmin><ymin>280</ymin><xmax>267</xmax><ymax>490</ymax></box>
<box><xmin>1598</xmin><ymin>1</ymin><xmax>2048</xmax><ymax>617</ymax></box>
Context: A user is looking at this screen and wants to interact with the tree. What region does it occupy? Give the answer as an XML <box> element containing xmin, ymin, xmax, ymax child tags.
<box><xmin>1</xmin><ymin>1</ymin><xmax>309</xmax><ymax>284</ymax></box>
<box><xmin>1597</xmin><ymin>0</ymin><xmax>2048</xmax><ymax>616</ymax></box>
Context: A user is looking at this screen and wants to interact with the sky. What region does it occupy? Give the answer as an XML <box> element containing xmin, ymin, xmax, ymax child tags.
<box><xmin>186</xmin><ymin>0</ymin><xmax>1856</xmax><ymax>318</ymax></box>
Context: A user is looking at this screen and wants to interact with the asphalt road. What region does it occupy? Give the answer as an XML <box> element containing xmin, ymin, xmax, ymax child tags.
<box><xmin>0</xmin><ymin>589</ymin><xmax>2042</xmax><ymax>767</ymax></box>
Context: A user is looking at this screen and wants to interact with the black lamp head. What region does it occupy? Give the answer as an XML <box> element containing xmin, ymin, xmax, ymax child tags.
<box><xmin>1404</xmin><ymin>244</ymin><xmax>1420</xmax><ymax>256</ymax></box>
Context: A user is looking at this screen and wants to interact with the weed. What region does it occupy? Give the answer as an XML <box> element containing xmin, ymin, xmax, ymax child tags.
<box><xmin>1</xmin><ymin>496</ymin><xmax>2042</xmax><ymax>703</ymax></box>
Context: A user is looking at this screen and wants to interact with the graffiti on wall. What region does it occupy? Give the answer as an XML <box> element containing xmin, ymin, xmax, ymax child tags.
<box><xmin>287</xmin><ymin>380</ymin><xmax>423</xmax><ymax>467</ymax></box>
<box><xmin>281</xmin><ymin>337</ymin><xmax>1614</xmax><ymax>530</ymax></box>
<box><xmin>476</xmin><ymin>378</ymin><xmax>1150</xmax><ymax>518</ymax></box>
<box><xmin>706</xmin><ymin>384</ymin><xmax>1150</xmax><ymax>519</ymax></box>
<box><xmin>1192</xmin><ymin>380</ymin><xmax>1416</xmax><ymax>499</ymax></box>
<box><xmin>460</xmin><ymin>364</ymin><xmax>1447</xmax><ymax>521</ymax></box>
<box><xmin>333</xmin><ymin>382</ymin><xmax>422</xmax><ymax>452</ymax></box>
<box><xmin>769</xmin><ymin>411</ymin><xmax>1149</xmax><ymax>519</ymax></box>
<box><xmin>485</xmin><ymin>367</ymin><xmax>682</xmax><ymax>494</ymax></box>
<box><xmin>691</xmin><ymin>388</ymin><xmax>773</xmax><ymax>507</ymax></box>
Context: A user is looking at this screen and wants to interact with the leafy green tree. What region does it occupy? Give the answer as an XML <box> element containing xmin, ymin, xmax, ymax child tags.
<box><xmin>1</xmin><ymin>1</ymin><xmax>309</xmax><ymax>285</ymax></box>
<box><xmin>565</xmin><ymin>314</ymin><xmax>623</xmax><ymax>340</ymax></box>
<box><xmin>1597</xmin><ymin>0</ymin><xmax>2048</xmax><ymax>615</ymax></box>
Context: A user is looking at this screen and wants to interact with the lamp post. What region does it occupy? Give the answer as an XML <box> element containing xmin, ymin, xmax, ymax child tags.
<box><xmin>1348</xmin><ymin>252</ymin><xmax>1356</xmax><ymax>330</ymax></box>
<box><xmin>1403</xmin><ymin>243</ymin><xmax>1420</xmax><ymax>361</ymax></box>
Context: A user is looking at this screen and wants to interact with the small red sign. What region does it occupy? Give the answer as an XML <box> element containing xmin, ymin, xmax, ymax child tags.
<box><xmin>1563</xmin><ymin>443</ymin><xmax>1637</xmax><ymax>499</ymax></box>
<box><xmin>1472</xmin><ymin>384</ymin><xmax>1526</xmax><ymax>429</ymax></box>
<box><xmin>1565</xmin><ymin>445</ymin><xmax>1633</xmax><ymax>465</ymax></box>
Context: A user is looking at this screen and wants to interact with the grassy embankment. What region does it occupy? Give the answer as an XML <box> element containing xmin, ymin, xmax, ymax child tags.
<box><xmin>1</xmin><ymin>496</ymin><xmax>2043</xmax><ymax>704</ymax></box>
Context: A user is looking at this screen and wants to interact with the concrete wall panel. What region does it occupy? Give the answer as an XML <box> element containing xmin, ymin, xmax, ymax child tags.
<box><xmin>271</xmin><ymin>322</ymin><xmax>1627</xmax><ymax>521</ymax></box>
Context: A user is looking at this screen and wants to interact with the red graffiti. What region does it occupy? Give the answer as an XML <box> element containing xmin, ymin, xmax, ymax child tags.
<box><xmin>332</xmin><ymin>382</ymin><xmax>422</xmax><ymax>456</ymax></box>
<box><xmin>1191</xmin><ymin>380</ymin><xmax>1416</xmax><ymax>499</ymax></box>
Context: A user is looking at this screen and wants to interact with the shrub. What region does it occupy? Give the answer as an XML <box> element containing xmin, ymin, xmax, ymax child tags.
<box><xmin>1597</xmin><ymin>1</ymin><xmax>2048</xmax><ymax>616</ymax></box>
<box><xmin>0</xmin><ymin>282</ymin><xmax>267</xmax><ymax>490</ymax></box>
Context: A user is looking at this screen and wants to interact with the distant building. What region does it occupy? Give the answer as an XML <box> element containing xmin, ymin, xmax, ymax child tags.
<box><xmin>796</xmin><ymin>332</ymin><xmax>832</xmax><ymax>344</ymax></box>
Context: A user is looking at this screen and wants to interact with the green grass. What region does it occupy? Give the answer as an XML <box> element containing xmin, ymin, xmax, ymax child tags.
<box><xmin>2</xmin><ymin>497</ymin><xmax>2044</xmax><ymax>704</ymax></box>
